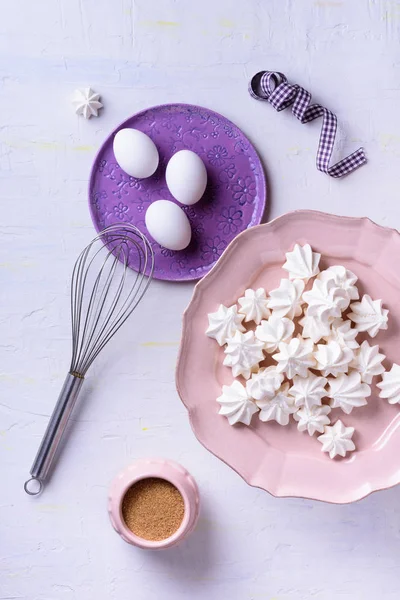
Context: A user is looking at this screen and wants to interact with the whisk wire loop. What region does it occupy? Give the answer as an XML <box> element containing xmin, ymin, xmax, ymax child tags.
<box><xmin>69</xmin><ymin>224</ymin><xmax>154</xmax><ymax>376</ymax></box>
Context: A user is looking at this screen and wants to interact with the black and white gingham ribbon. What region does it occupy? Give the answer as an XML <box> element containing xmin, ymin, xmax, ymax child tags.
<box><xmin>249</xmin><ymin>71</ymin><xmax>366</xmax><ymax>178</ymax></box>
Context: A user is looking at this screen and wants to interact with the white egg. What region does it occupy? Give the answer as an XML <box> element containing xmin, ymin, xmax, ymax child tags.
<box><xmin>145</xmin><ymin>200</ymin><xmax>192</xmax><ymax>251</ymax></box>
<box><xmin>113</xmin><ymin>128</ymin><xmax>159</xmax><ymax>179</ymax></box>
<box><xmin>166</xmin><ymin>149</ymin><xmax>207</xmax><ymax>206</ymax></box>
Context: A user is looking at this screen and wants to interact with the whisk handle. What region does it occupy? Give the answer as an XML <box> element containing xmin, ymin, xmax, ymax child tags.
<box><xmin>24</xmin><ymin>373</ymin><xmax>84</xmax><ymax>495</ymax></box>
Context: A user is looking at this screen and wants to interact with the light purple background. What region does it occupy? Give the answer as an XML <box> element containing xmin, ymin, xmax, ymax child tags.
<box><xmin>2</xmin><ymin>1</ymin><xmax>400</xmax><ymax>600</ymax></box>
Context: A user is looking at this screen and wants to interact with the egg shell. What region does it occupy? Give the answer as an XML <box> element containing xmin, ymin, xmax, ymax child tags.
<box><xmin>166</xmin><ymin>149</ymin><xmax>207</xmax><ymax>206</ymax></box>
<box><xmin>113</xmin><ymin>128</ymin><xmax>159</xmax><ymax>179</ymax></box>
<box><xmin>145</xmin><ymin>200</ymin><xmax>192</xmax><ymax>251</ymax></box>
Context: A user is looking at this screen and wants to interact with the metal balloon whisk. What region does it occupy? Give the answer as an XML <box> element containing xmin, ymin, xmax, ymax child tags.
<box><xmin>24</xmin><ymin>223</ymin><xmax>154</xmax><ymax>495</ymax></box>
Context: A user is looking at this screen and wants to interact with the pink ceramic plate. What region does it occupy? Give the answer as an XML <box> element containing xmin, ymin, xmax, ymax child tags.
<box><xmin>176</xmin><ymin>210</ymin><xmax>400</xmax><ymax>503</ymax></box>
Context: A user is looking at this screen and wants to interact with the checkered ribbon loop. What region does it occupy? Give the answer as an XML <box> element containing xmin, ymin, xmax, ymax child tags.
<box><xmin>249</xmin><ymin>71</ymin><xmax>366</xmax><ymax>178</ymax></box>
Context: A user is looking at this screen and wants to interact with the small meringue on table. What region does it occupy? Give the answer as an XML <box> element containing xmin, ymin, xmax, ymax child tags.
<box><xmin>317</xmin><ymin>420</ymin><xmax>356</xmax><ymax>459</ymax></box>
<box><xmin>282</xmin><ymin>243</ymin><xmax>321</xmax><ymax>280</ymax></box>
<box><xmin>72</xmin><ymin>87</ymin><xmax>103</xmax><ymax>119</ymax></box>
<box><xmin>289</xmin><ymin>373</ymin><xmax>328</xmax><ymax>410</ymax></box>
<box><xmin>377</xmin><ymin>363</ymin><xmax>400</xmax><ymax>405</ymax></box>
<box><xmin>217</xmin><ymin>380</ymin><xmax>259</xmax><ymax>425</ymax></box>
<box><xmin>328</xmin><ymin>371</ymin><xmax>371</xmax><ymax>414</ymax></box>
<box><xmin>350</xmin><ymin>340</ymin><xmax>385</xmax><ymax>384</ymax></box>
<box><xmin>223</xmin><ymin>330</ymin><xmax>265</xmax><ymax>379</ymax></box>
<box><xmin>272</xmin><ymin>337</ymin><xmax>316</xmax><ymax>379</ymax></box>
<box><xmin>267</xmin><ymin>278</ymin><xmax>305</xmax><ymax>320</ymax></box>
<box><xmin>238</xmin><ymin>287</ymin><xmax>270</xmax><ymax>324</ymax></box>
<box><xmin>256</xmin><ymin>382</ymin><xmax>296</xmax><ymax>425</ymax></box>
<box><xmin>294</xmin><ymin>404</ymin><xmax>331</xmax><ymax>436</ymax></box>
<box><xmin>314</xmin><ymin>340</ymin><xmax>353</xmax><ymax>377</ymax></box>
<box><xmin>246</xmin><ymin>366</ymin><xmax>284</xmax><ymax>401</ymax></box>
<box><xmin>348</xmin><ymin>294</ymin><xmax>389</xmax><ymax>338</ymax></box>
<box><xmin>206</xmin><ymin>304</ymin><xmax>245</xmax><ymax>346</ymax></box>
<box><xmin>255</xmin><ymin>314</ymin><xmax>294</xmax><ymax>353</ymax></box>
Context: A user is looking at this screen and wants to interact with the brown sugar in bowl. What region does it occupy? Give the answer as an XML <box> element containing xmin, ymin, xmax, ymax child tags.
<box><xmin>122</xmin><ymin>478</ymin><xmax>185</xmax><ymax>541</ymax></box>
<box><xmin>108</xmin><ymin>459</ymin><xmax>200</xmax><ymax>549</ymax></box>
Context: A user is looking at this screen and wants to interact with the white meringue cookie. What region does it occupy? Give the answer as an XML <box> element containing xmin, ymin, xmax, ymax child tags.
<box><xmin>299</xmin><ymin>312</ymin><xmax>331</xmax><ymax>343</ymax></box>
<box><xmin>255</xmin><ymin>314</ymin><xmax>295</xmax><ymax>353</ymax></box>
<box><xmin>377</xmin><ymin>363</ymin><xmax>400</xmax><ymax>405</ymax></box>
<box><xmin>294</xmin><ymin>404</ymin><xmax>331</xmax><ymax>436</ymax></box>
<box><xmin>323</xmin><ymin>318</ymin><xmax>359</xmax><ymax>350</ymax></box>
<box><xmin>350</xmin><ymin>340</ymin><xmax>385</xmax><ymax>384</ymax></box>
<box><xmin>206</xmin><ymin>304</ymin><xmax>245</xmax><ymax>346</ymax></box>
<box><xmin>267</xmin><ymin>278</ymin><xmax>305</xmax><ymax>320</ymax></box>
<box><xmin>272</xmin><ymin>337</ymin><xmax>316</xmax><ymax>379</ymax></box>
<box><xmin>246</xmin><ymin>366</ymin><xmax>284</xmax><ymax>401</ymax></box>
<box><xmin>282</xmin><ymin>243</ymin><xmax>321</xmax><ymax>280</ymax></box>
<box><xmin>348</xmin><ymin>294</ymin><xmax>389</xmax><ymax>338</ymax></box>
<box><xmin>303</xmin><ymin>278</ymin><xmax>348</xmax><ymax>322</ymax></box>
<box><xmin>314</xmin><ymin>340</ymin><xmax>353</xmax><ymax>377</ymax></box>
<box><xmin>217</xmin><ymin>380</ymin><xmax>259</xmax><ymax>425</ymax></box>
<box><xmin>317</xmin><ymin>420</ymin><xmax>356</xmax><ymax>459</ymax></box>
<box><xmin>328</xmin><ymin>371</ymin><xmax>371</xmax><ymax>414</ymax></box>
<box><xmin>72</xmin><ymin>87</ymin><xmax>103</xmax><ymax>119</ymax></box>
<box><xmin>223</xmin><ymin>330</ymin><xmax>265</xmax><ymax>379</ymax></box>
<box><xmin>256</xmin><ymin>382</ymin><xmax>296</xmax><ymax>425</ymax></box>
<box><xmin>238</xmin><ymin>287</ymin><xmax>270</xmax><ymax>324</ymax></box>
<box><xmin>318</xmin><ymin>265</ymin><xmax>359</xmax><ymax>308</ymax></box>
<box><xmin>209</xmin><ymin>248</ymin><xmax>389</xmax><ymax>457</ymax></box>
<box><xmin>289</xmin><ymin>374</ymin><xmax>328</xmax><ymax>409</ymax></box>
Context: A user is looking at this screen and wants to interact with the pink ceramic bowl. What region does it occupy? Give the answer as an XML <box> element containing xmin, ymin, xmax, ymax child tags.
<box><xmin>108</xmin><ymin>458</ymin><xmax>200</xmax><ymax>549</ymax></box>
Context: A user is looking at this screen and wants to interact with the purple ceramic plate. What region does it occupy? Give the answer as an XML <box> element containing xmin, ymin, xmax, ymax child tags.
<box><xmin>89</xmin><ymin>103</ymin><xmax>266</xmax><ymax>281</ymax></box>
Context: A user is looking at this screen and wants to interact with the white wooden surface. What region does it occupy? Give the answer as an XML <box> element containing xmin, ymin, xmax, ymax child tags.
<box><xmin>2</xmin><ymin>1</ymin><xmax>400</xmax><ymax>598</ymax></box>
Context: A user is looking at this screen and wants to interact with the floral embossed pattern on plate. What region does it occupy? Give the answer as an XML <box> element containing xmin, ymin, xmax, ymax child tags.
<box><xmin>176</xmin><ymin>211</ymin><xmax>400</xmax><ymax>503</ymax></box>
<box><xmin>89</xmin><ymin>104</ymin><xmax>266</xmax><ymax>281</ymax></box>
